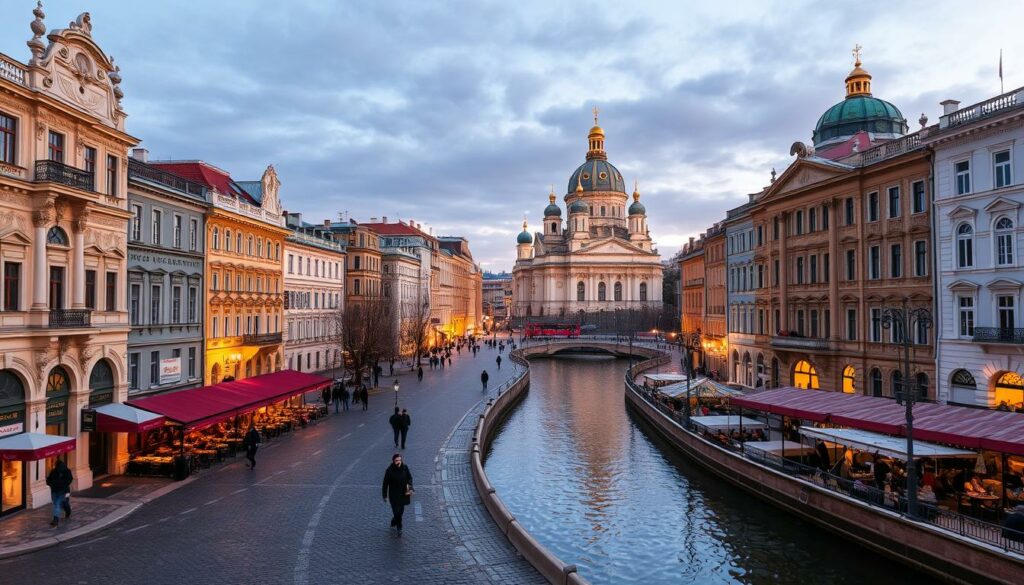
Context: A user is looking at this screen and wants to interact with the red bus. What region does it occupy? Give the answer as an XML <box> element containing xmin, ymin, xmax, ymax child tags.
<box><xmin>524</xmin><ymin>322</ymin><xmax>581</xmax><ymax>338</ymax></box>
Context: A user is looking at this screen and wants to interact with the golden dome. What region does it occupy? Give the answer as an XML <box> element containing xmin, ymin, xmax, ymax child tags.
<box><xmin>588</xmin><ymin>125</ymin><xmax>604</xmax><ymax>137</ymax></box>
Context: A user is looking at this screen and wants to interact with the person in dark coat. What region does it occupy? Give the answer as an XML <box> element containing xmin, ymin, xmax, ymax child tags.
<box><xmin>417</xmin><ymin>366</ymin><xmax>423</xmax><ymax>381</ymax></box>
<box><xmin>1003</xmin><ymin>505</ymin><xmax>1024</xmax><ymax>542</ymax></box>
<box><xmin>481</xmin><ymin>370</ymin><xmax>489</xmax><ymax>392</ymax></box>
<box><xmin>399</xmin><ymin>409</ymin><xmax>411</xmax><ymax>449</ymax></box>
<box><xmin>45</xmin><ymin>459</ymin><xmax>73</xmax><ymax>527</ymax></box>
<box><xmin>321</xmin><ymin>386</ymin><xmax>331</xmax><ymax>410</ymax></box>
<box><xmin>872</xmin><ymin>453</ymin><xmax>890</xmax><ymax>491</ymax></box>
<box><xmin>815</xmin><ymin>440</ymin><xmax>831</xmax><ymax>472</ymax></box>
<box><xmin>360</xmin><ymin>387</ymin><xmax>369</xmax><ymax>411</ymax></box>
<box><xmin>340</xmin><ymin>384</ymin><xmax>350</xmax><ymax>411</ymax></box>
<box><xmin>382</xmin><ymin>453</ymin><xmax>413</xmax><ymax>535</ymax></box>
<box><xmin>243</xmin><ymin>424</ymin><xmax>261</xmax><ymax>470</ymax></box>
<box><xmin>331</xmin><ymin>384</ymin><xmax>342</xmax><ymax>414</ymax></box>
<box><xmin>495</xmin><ymin>355</ymin><xmax>502</xmax><ymax>370</ymax></box>
<box><xmin>389</xmin><ymin>407</ymin><xmax>403</xmax><ymax>448</ymax></box>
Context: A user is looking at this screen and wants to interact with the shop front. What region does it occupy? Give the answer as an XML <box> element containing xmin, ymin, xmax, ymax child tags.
<box><xmin>0</xmin><ymin>371</ymin><xmax>26</xmax><ymax>517</ymax></box>
<box><xmin>87</xmin><ymin>360</ymin><xmax>116</xmax><ymax>476</ymax></box>
<box><xmin>44</xmin><ymin>367</ymin><xmax>70</xmax><ymax>477</ymax></box>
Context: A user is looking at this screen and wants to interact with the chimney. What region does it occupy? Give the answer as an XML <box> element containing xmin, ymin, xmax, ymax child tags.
<box><xmin>382</xmin><ymin>216</ymin><xmax>388</xmax><ymax>223</ymax></box>
<box><xmin>130</xmin><ymin>148</ymin><xmax>149</xmax><ymax>162</ymax></box>
<box><xmin>941</xmin><ymin>99</ymin><xmax>960</xmax><ymax>115</ymax></box>
<box><xmin>370</xmin><ymin>217</ymin><xmax>378</xmax><ymax>223</ymax></box>
<box><xmin>324</xmin><ymin>219</ymin><xmax>331</xmax><ymax>228</ymax></box>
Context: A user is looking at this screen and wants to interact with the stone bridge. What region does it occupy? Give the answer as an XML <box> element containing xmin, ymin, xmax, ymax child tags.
<box><xmin>516</xmin><ymin>338</ymin><xmax>665</xmax><ymax>360</ymax></box>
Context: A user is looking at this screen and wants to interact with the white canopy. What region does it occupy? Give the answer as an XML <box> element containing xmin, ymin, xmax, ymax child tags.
<box><xmin>799</xmin><ymin>427</ymin><xmax>977</xmax><ymax>460</ymax></box>
<box><xmin>644</xmin><ymin>374</ymin><xmax>691</xmax><ymax>387</ymax></box>
<box><xmin>659</xmin><ymin>378</ymin><xmax>708</xmax><ymax>397</ymax></box>
<box><xmin>691</xmin><ymin>415</ymin><xmax>768</xmax><ymax>432</ymax></box>
<box><xmin>743</xmin><ymin>440</ymin><xmax>817</xmax><ymax>457</ymax></box>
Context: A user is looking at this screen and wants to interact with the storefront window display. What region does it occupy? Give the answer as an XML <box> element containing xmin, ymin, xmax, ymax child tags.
<box><xmin>45</xmin><ymin>366</ymin><xmax>70</xmax><ymax>476</ymax></box>
<box><xmin>0</xmin><ymin>370</ymin><xmax>26</xmax><ymax>515</ymax></box>
<box><xmin>88</xmin><ymin>360</ymin><xmax>116</xmax><ymax>474</ymax></box>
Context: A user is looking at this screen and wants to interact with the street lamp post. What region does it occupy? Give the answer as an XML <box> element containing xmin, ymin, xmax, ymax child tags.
<box><xmin>880</xmin><ymin>300</ymin><xmax>932</xmax><ymax>520</ymax></box>
<box><xmin>393</xmin><ymin>379</ymin><xmax>400</xmax><ymax>408</ymax></box>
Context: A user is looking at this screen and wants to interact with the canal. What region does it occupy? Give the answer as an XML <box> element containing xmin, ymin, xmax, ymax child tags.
<box><xmin>484</xmin><ymin>355</ymin><xmax>922</xmax><ymax>584</ymax></box>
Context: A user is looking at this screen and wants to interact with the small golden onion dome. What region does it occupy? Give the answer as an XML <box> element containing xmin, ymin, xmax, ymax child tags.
<box><xmin>633</xmin><ymin>180</ymin><xmax>641</xmax><ymax>201</ymax></box>
<box><xmin>845</xmin><ymin>47</ymin><xmax>873</xmax><ymax>98</ymax></box>
<box><xmin>549</xmin><ymin>192</ymin><xmax>556</xmax><ymax>204</ymax></box>
<box><xmin>588</xmin><ymin>125</ymin><xmax>605</xmax><ymax>137</ymax></box>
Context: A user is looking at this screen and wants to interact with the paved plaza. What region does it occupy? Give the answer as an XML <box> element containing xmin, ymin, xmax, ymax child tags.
<box><xmin>0</xmin><ymin>340</ymin><xmax>542</xmax><ymax>585</ymax></box>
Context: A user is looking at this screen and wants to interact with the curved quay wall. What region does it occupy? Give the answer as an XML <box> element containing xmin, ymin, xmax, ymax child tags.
<box><xmin>470</xmin><ymin>339</ymin><xmax>664</xmax><ymax>585</ymax></box>
<box><xmin>623</xmin><ymin>354</ymin><xmax>1024</xmax><ymax>585</ymax></box>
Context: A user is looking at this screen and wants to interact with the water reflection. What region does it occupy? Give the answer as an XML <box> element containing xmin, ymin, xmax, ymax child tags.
<box><xmin>484</xmin><ymin>356</ymin><xmax>918</xmax><ymax>584</ymax></box>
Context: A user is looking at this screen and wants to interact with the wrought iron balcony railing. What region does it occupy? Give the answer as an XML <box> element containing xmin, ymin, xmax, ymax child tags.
<box><xmin>242</xmin><ymin>332</ymin><xmax>283</xmax><ymax>345</ymax></box>
<box><xmin>34</xmin><ymin>160</ymin><xmax>94</xmax><ymax>192</ymax></box>
<box><xmin>972</xmin><ymin>327</ymin><xmax>1024</xmax><ymax>344</ymax></box>
<box><xmin>128</xmin><ymin>158</ymin><xmax>207</xmax><ymax>198</ymax></box>
<box><xmin>49</xmin><ymin>308</ymin><xmax>91</xmax><ymax>328</ymax></box>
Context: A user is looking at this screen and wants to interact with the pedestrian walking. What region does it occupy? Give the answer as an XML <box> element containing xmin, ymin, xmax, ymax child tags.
<box><xmin>389</xmin><ymin>359</ymin><xmax>395</xmax><ymax>376</ymax></box>
<box><xmin>341</xmin><ymin>384</ymin><xmax>351</xmax><ymax>411</ymax></box>
<box><xmin>417</xmin><ymin>366</ymin><xmax>423</xmax><ymax>381</ymax></box>
<box><xmin>243</xmin><ymin>424</ymin><xmax>261</xmax><ymax>470</ymax></box>
<box><xmin>389</xmin><ymin>407</ymin><xmax>403</xmax><ymax>447</ymax></box>
<box><xmin>321</xmin><ymin>386</ymin><xmax>331</xmax><ymax>411</ymax></box>
<box><xmin>447</xmin><ymin>355</ymin><xmax>452</xmax><ymax>367</ymax></box>
<box><xmin>481</xmin><ymin>370</ymin><xmax>489</xmax><ymax>392</ymax></box>
<box><xmin>361</xmin><ymin>386</ymin><xmax>369</xmax><ymax>411</ymax></box>
<box><xmin>399</xmin><ymin>409</ymin><xmax>411</xmax><ymax>449</ymax></box>
<box><xmin>45</xmin><ymin>459</ymin><xmax>73</xmax><ymax>527</ymax></box>
<box><xmin>332</xmin><ymin>383</ymin><xmax>342</xmax><ymax>414</ymax></box>
<box><xmin>496</xmin><ymin>355</ymin><xmax>502</xmax><ymax>370</ymax></box>
<box><xmin>382</xmin><ymin>453</ymin><xmax>414</xmax><ymax>536</ymax></box>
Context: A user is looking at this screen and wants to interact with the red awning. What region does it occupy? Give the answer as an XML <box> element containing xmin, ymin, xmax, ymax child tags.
<box><xmin>733</xmin><ymin>387</ymin><xmax>1024</xmax><ymax>456</ymax></box>
<box><xmin>127</xmin><ymin>370</ymin><xmax>332</xmax><ymax>430</ymax></box>
<box><xmin>0</xmin><ymin>432</ymin><xmax>77</xmax><ymax>461</ymax></box>
<box><xmin>94</xmin><ymin>403</ymin><xmax>166</xmax><ymax>433</ymax></box>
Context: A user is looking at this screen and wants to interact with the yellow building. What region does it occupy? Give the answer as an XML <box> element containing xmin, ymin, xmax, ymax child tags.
<box><xmin>153</xmin><ymin>162</ymin><xmax>289</xmax><ymax>383</ymax></box>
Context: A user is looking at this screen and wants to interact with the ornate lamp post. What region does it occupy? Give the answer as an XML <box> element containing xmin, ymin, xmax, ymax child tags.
<box><xmin>880</xmin><ymin>300</ymin><xmax>932</xmax><ymax>520</ymax></box>
<box><xmin>393</xmin><ymin>379</ymin><xmax>400</xmax><ymax>408</ymax></box>
<box><xmin>684</xmin><ymin>330</ymin><xmax>702</xmax><ymax>425</ymax></box>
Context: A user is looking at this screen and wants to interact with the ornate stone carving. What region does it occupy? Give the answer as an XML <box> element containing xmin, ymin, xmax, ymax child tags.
<box><xmin>36</xmin><ymin>120</ymin><xmax>45</xmax><ymax>140</ymax></box>
<box><xmin>27</xmin><ymin>1</ymin><xmax>46</xmax><ymax>65</ymax></box>
<box><xmin>68</xmin><ymin>13</ymin><xmax>93</xmax><ymax>36</ymax></box>
<box><xmin>71</xmin><ymin>209</ymin><xmax>89</xmax><ymax>233</ymax></box>
<box><xmin>32</xmin><ymin>204</ymin><xmax>55</xmax><ymax>227</ymax></box>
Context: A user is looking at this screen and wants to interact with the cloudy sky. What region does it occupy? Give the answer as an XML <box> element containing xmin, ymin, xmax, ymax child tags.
<box><xmin>1</xmin><ymin>1</ymin><xmax>1018</xmax><ymax>270</ymax></box>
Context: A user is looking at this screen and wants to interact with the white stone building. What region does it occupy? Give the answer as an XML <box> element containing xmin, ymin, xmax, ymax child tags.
<box><xmin>927</xmin><ymin>90</ymin><xmax>1024</xmax><ymax>409</ymax></box>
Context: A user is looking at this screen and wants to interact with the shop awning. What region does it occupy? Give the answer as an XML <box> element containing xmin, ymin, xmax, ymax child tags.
<box><xmin>691</xmin><ymin>415</ymin><xmax>768</xmax><ymax>432</ymax></box>
<box><xmin>799</xmin><ymin>427</ymin><xmax>977</xmax><ymax>460</ymax></box>
<box><xmin>744</xmin><ymin>440</ymin><xmax>818</xmax><ymax>458</ymax></box>
<box><xmin>733</xmin><ymin>387</ymin><xmax>1024</xmax><ymax>455</ymax></box>
<box><xmin>659</xmin><ymin>378</ymin><xmax>708</xmax><ymax>397</ymax></box>
<box><xmin>127</xmin><ymin>370</ymin><xmax>332</xmax><ymax>431</ymax></box>
<box><xmin>94</xmin><ymin>403</ymin><xmax>166</xmax><ymax>433</ymax></box>
<box><xmin>0</xmin><ymin>432</ymin><xmax>76</xmax><ymax>461</ymax></box>
<box><xmin>644</xmin><ymin>373</ymin><xmax>690</xmax><ymax>383</ymax></box>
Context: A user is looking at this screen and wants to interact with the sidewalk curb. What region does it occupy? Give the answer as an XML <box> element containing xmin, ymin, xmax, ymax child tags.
<box><xmin>0</xmin><ymin>474</ymin><xmax>199</xmax><ymax>560</ymax></box>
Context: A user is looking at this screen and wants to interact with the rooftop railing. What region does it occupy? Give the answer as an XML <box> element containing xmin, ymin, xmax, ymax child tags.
<box><xmin>0</xmin><ymin>53</ymin><xmax>26</xmax><ymax>86</ymax></box>
<box><xmin>940</xmin><ymin>89</ymin><xmax>1024</xmax><ymax>129</ymax></box>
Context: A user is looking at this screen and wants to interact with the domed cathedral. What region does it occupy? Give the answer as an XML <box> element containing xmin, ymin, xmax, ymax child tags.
<box><xmin>512</xmin><ymin>110</ymin><xmax>663</xmax><ymax>321</ymax></box>
<box><xmin>813</xmin><ymin>45</ymin><xmax>909</xmax><ymax>158</ymax></box>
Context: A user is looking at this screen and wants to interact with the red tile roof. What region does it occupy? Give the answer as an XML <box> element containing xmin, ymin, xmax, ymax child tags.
<box><xmin>363</xmin><ymin>222</ymin><xmax>433</xmax><ymax>239</ymax></box>
<box><xmin>817</xmin><ymin>131</ymin><xmax>874</xmax><ymax>161</ymax></box>
<box><xmin>151</xmin><ymin>161</ymin><xmax>258</xmax><ymax>205</ymax></box>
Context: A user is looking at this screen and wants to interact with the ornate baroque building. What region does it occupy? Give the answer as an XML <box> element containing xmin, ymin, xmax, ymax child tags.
<box><xmin>0</xmin><ymin>8</ymin><xmax>135</xmax><ymax>511</ymax></box>
<box><xmin>512</xmin><ymin>117</ymin><xmax>663</xmax><ymax>318</ymax></box>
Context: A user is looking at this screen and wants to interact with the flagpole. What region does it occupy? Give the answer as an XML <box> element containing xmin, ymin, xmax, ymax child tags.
<box><xmin>1000</xmin><ymin>49</ymin><xmax>1004</xmax><ymax>94</ymax></box>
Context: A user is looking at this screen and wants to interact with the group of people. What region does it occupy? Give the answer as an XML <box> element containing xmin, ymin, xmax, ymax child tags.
<box><xmin>324</xmin><ymin>383</ymin><xmax>369</xmax><ymax>413</ymax></box>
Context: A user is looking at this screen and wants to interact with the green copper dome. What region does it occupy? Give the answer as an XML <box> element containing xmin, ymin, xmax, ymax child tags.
<box><xmin>517</xmin><ymin>229</ymin><xmax>533</xmax><ymax>244</ymax></box>
<box><xmin>629</xmin><ymin>200</ymin><xmax>646</xmax><ymax>215</ymax></box>
<box><xmin>569</xmin><ymin>199</ymin><xmax>589</xmax><ymax>214</ymax></box>
<box><xmin>813</xmin><ymin>95</ymin><xmax>908</xmax><ymax>147</ymax></box>
<box><xmin>544</xmin><ymin>203</ymin><xmax>562</xmax><ymax>217</ymax></box>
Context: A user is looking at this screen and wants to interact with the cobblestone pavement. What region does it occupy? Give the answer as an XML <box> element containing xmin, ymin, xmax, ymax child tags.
<box><xmin>0</xmin><ymin>337</ymin><xmax>541</xmax><ymax>585</ymax></box>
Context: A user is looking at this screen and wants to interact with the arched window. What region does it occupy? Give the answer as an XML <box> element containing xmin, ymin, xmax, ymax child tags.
<box><xmin>756</xmin><ymin>354</ymin><xmax>765</xmax><ymax>387</ymax></box>
<box><xmin>639</xmin><ymin>282</ymin><xmax>648</xmax><ymax>301</ymax></box>
<box><xmin>793</xmin><ymin>360</ymin><xmax>819</xmax><ymax>389</ymax></box>
<box><xmin>614</xmin><ymin>282</ymin><xmax>622</xmax><ymax>301</ymax></box>
<box><xmin>994</xmin><ymin>371</ymin><xmax>1024</xmax><ymax>409</ymax></box>
<box><xmin>46</xmin><ymin>227</ymin><xmax>68</xmax><ymax>246</ymax></box>
<box><xmin>598</xmin><ymin>282</ymin><xmax>607</xmax><ymax>301</ymax></box>
<box><xmin>89</xmin><ymin>360</ymin><xmax>115</xmax><ymax>405</ymax></box>
<box><xmin>212</xmin><ymin>228</ymin><xmax>220</xmax><ymax>250</ymax></box>
<box><xmin>577</xmin><ymin>281</ymin><xmax>585</xmax><ymax>302</ymax></box>
<box><xmin>870</xmin><ymin>368</ymin><xmax>883</xmax><ymax>396</ymax></box>
<box><xmin>46</xmin><ymin>366</ymin><xmax>69</xmax><ymax>396</ymax></box>
<box><xmin>550</xmin><ymin>222</ymin><xmax>557</xmax><ymax>234</ymax></box>
<box><xmin>995</xmin><ymin>217</ymin><xmax>1015</xmax><ymax>266</ymax></box>
<box><xmin>275</xmin><ymin>243</ymin><xmax>280</xmax><ymax>260</ymax></box>
<box><xmin>0</xmin><ymin>370</ymin><xmax>25</xmax><ymax>408</ymax></box>
<box><xmin>236</xmin><ymin>233</ymin><xmax>242</xmax><ymax>252</ymax></box>
<box><xmin>247</xmin><ymin>236</ymin><xmax>254</xmax><ymax>256</ymax></box>
<box><xmin>225</xmin><ymin>229</ymin><xmax>232</xmax><ymax>251</ymax></box>
<box><xmin>842</xmin><ymin>365</ymin><xmax>856</xmax><ymax>394</ymax></box>
<box><xmin>257</xmin><ymin>238</ymin><xmax>263</xmax><ymax>258</ymax></box>
<box><xmin>957</xmin><ymin>223</ymin><xmax>974</xmax><ymax>268</ymax></box>
<box><xmin>915</xmin><ymin>372</ymin><xmax>929</xmax><ymax>401</ymax></box>
<box><xmin>742</xmin><ymin>352</ymin><xmax>752</xmax><ymax>386</ymax></box>
<box><xmin>892</xmin><ymin>371</ymin><xmax>904</xmax><ymax>399</ymax></box>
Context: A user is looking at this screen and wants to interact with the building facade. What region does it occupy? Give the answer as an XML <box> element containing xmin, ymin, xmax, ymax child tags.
<box><xmin>152</xmin><ymin>162</ymin><xmax>288</xmax><ymax>384</ymax></box>
<box><xmin>482</xmin><ymin>271</ymin><xmax>513</xmax><ymax>330</ymax></box>
<box><xmin>512</xmin><ymin>119</ymin><xmax>663</xmax><ymax>320</ymax></box>
<box><xmin>680</xmin><ymin>236</ymin><xmax>706</xmax><ymax>371</ymax></box>
<box><xmin>363</xmin><ymin>219</ymin><xmax>433</xmax><ymax>351</ymax></box>
<box><xmin>283</xmin><ymin>214</ymin><xmax>345</xmax><ymax>375</ymax></box>
<box><xmin>0</xmin><ymin>9</ymin><xmax>136</xmax><ymax>511</ymax></box>
<box><xmin>703</xmin><ymin>223</ymin><xmax>728</xmax><ymax>377</ymax></box>
<box><xmin>438</xmin><ymin>236</ymin><xmax>482</xmax><ymax>338</ymax></box>
<box><xmin>927</xmin><ymin>90</ymin><xmax>1024</xmax><ymax>409</ymax></box>
<box><xmin>126</xmin><ymin>151</ymin><xmax>208</xmax><ymax>395</ymax></box>
<box><xmin>724</xmin><ymin>197</ymin><xmax>757</xmax><ymax>385</ymax></box>
<box><xmin>329</xmin><ymin>221</ymin><xmax>383</xmax><ymax>305</ymax></box>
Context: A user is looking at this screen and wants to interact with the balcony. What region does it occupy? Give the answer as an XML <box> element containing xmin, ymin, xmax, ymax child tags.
<box><xmin>242</xmin><ymin>332</ymin><xmax>283</xmax><ymax>346</ymax></box>
<box><xmin>973</xmin><ymin>327</ymin><xmax>1024</xmax><ymax>344</ymax></box>
<box><xmin>49</xmin><ymin>309</ymin><xmax>91</xmax><ymax>329</ymax></box>
<box><xmin>34</xmin><ymin>160</ymin><xmax>94</xmax><ymax>192</ymax></box>
<box><xmin>769</xmin><ymin>335</ymin><xmax>833</xmax><ymax>351</ymax></box>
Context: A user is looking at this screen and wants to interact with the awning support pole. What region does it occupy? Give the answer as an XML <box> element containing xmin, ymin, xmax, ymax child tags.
<box><xmin>739</xmin><ymin>407</ymin><xmax>744</xmax><ymax>454</ymax></box>
<box><xmin>1002</xmin><ymin>452</ymin><xmax>1009</xmax><ymax>511</ymax></box>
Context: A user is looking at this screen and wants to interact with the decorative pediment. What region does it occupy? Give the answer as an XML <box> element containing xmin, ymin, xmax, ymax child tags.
<box><xmin>758</xmin><ymin>159</ymin><xmax>850</xmax><ymax>204</ymax></box>
<box><xmin>947</xmin><ymin>279</ymin><xmax>980</xmax><ymax>292</ymax></box>
<box><xmin>0</xmin><ymin>229</ymin><xmax>31</xmax><ymax>246</ymax></box>
<box><xmin>986</xmin><ymin>278</ymin><xmax>1023</xmax><ymax>291</ymax></box>
<box><xmin>947</xmin><ymin>205</ymin><xmax>978</xmax><ymax>220</ymax></box>
<box><xmin>985</xmin><ymin>196</ymin><xmax>1022</xmax><ymax>215</ymax></box>
<box><xmin>573</xmin><ymin>238</ymin><xmax>652</xmax><ymax>256</ymax></box>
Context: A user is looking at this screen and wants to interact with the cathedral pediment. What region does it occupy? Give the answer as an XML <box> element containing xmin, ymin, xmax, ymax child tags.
<box><xmin>758</xmin><ymin>159</ymin><xmax>850</xmax><ymax>204</ymax></box>
<box><xmin>576</xmin><ymin>238</ymin><xmax>652</xmax><ymax>256</ymax></box>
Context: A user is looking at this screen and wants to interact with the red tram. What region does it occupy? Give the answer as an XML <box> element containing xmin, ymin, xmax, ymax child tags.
<box><xmin>524</xmin><ymin>322</ymin><xmax>581</xmax><ymax>338</ymax></box>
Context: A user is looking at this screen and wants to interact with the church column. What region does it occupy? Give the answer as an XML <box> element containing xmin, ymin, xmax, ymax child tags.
<box><xmin>71</xmin><ymin>211</ymin><xmax>88</xmax><ymax>309</ymax></box>
<box><xmin>31</xmin><ymin>204</ymin><xmax>55</xmax><ymax>311</ymax></box>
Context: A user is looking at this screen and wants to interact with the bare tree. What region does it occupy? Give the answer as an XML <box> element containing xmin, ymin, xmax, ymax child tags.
<box><xmin>401</xmin><ymin>294</ymin><xmax>432</xmax><ymax>366</ymax></box>
<box><xmin>334</xmin><ymin>298</ymin><xmax>397</xmax><ymax>388</ymax></box>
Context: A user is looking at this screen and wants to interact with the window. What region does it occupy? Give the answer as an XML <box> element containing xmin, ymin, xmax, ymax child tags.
<box><xmin>773</xmin><ymin>259</ymin><xmax>780</xmax><ymax>286</ymax></box>
<box><xmin>212</xmin><ymin>227</ymin><xmax>220</xmax><ymax>250</ymax></box>
<box><xmin>845</xmin><ymin>250</ymin><xmax>855</xmax><ymax>280</ymax></box>
<box><xmin>796</xmin><ymin>257</ymin><xmax>804</xmax><ymax>284</ymax></box>
<box><xmin>887</xmin><ymin>186</ymin><xmax>900</xmax><ymax>218</ymax></box>
<box><xmin>598</xmin><ymin>282</ymin><xmax>607</xmax><ymax>301</ymax></box>
<box><xmin>0</xmin><ymin>112</ymin><xmax>16</xmax><ymax>165</ymax></box>
<box><xmin>796</xmin><ymin>310</ymin><xmax>805</xmax><ymax>335</ymax></box>
<box><xmin>794</xmin><ymin>210</ymin><xmax>804</xmax><ymax>235</ymax></box>
<box><xmin>614</xmin><ymin>282</ymin><xmax>622</xmax><ymax>301</ymax></box>
<box><xmin>809</xmin><ymin>255</ymin><xmax>818</xmax><ymax>284</ymax></box>
<box><xmin>996</xmin><ymin>217</ymin><xmax>1015</xmax><ymax>266</ymax></box>
<box><xmin>994</xmin><ymin>150</ymin><xmax>1012</xmax><ymax>188</ymax></box>
<box><xmin>48</xmin><ymin>131</ymin><xmax>64</xmax><ymax>162</ymax></box>
<box><xmin>822</xmin><ymin>205</ymin><xmax>829</xmax><ymax>229</ymax></box>
<box><xmin>999</xmin><ymin>295</ymin><xmax>1016</xmax><ymax>330</ymax></box>
<box><xmin>823</xmin><ymin>253</ymin><xmax>830</xmax><ymax>283</ymax></box>
<box><xmin>810</xmin><ymin>309</ymin><xmax>819</xmax><ymax>338</ymax></box>
<box><xmin>49</xmin><ymin>266</ymin><xmax>64</xmax><ymax>309</ymax></box>
<box><xmin>188</xmin><ymin>347</ymin><xmax>196</xmax><ymax>378</ymax></box>
<box><xmin>809</xmin><ymin>208</ymin><xmax>817</xmax><ymax>232</ymax></box>
<box><xmin>846</xmin><ymin>308</ymin><xmax>857</xmax><ymax>341</ymax></box>
<box><xmin>639</xmin><ymin>282</ymin><xmax>648</xmax><ymax>301</ymax></box>
<box><xmin>129</xmin><ymin>353</ymin><xmax>139</xmax><ymax>390</ymax></box>
<box><xmin>868</xmin><ymin>246</ymin><xmax>880</xmax><ymax>280</ymax></box>
<box><xmin>150</xmin><ymin>285</ymin><xmax>161</xmax><ymax>324</ymax></box>
<box><xmin>867</xmin><ymin>192</ymin><xmax>879</xmax><ymax>222</ymax></box>
<box><xmin>870</xmin><ymin>368</ymin><xmax>882</xmax><ymax>397</ymax></box>
<box><xmin>870</xmin><ymin>307</ymin><xmax>882</xmax><ymax>342</ymax></box>
<box><xmin>911</xmin><ymin>181</ymin><xmax>926</xmax><ymax>214</ymax></box>
<box><xmin>892</xmin><ymin>371</ymin><xmax>904</xmax><ymax>399</ymax></box>
<box><xmin>902</xmin><ymin>242</ymin><xmax>923</xmax><ymax>281</ymax></box>
<box><xmin>354</xmin><ymin>256</ymin><xmax>360</xmax><ymax>270</ymax></box>
<box><xmin>236</xmin><ymin>233</ymin><xmax>242</xmax><ymax>252</ymax></box>
<box><xmin>288</xmin><ymin>255</ymin><xmax>294</xmax><ymax>274</ymax></box>
<box><xmin>842</xmin><ymin>365</ymin><xmax>856</xmax><ymax>394</ymax></box>
<box><xmin>773</xmin><ymin>217</ymin><xmax>779</xmax><ymax>240</ymax></box>
<box><xmin>353</xmin><ymin>279</ymin><xmax>360</xmax><ymax>295</ymax></box>
<box><xmin>3</xmin><ymin>262</ymin><xmax>20</xmax><ymax>311</ymax></box>
<box><xmin>844</xmin><ymin>197</ymin><xmax>854</xmax><ymax>226</ymax></box>
<box><xmin>189</xmin><ymin>219</ymin><xmax>198</xmax><ymax>251</ymax></box>
<box><xmin>958</xmin><ymin>296</ymin><xmax>975</xmax><ymax>337</ymax></box>
<box><xmin>84</xmin><ymin>146</ymin><xmax>96</xmax><ymax>174</ymax></box>
<box><xmin>956</xmin><ymin>224</ymin><xmax>974</xmax><ymax>268</ymax></box>
<box><xmin>955</xmin><ymin>160</ymin><xmax>971</xmax><ymax>195</ymax></box>
<box><xmin>890</xmin><ymin>244</ymin><xmax>902</xmax><ymax>278</ymax></box>
<box><xmin>151</xmin><ymin>209</ymin><xmax>162</xmax><ymax>245</ymax></box>
<box><xmin>188</xmin><ymin>287</ymin><xmax>197</xmax><ymax>322</ymax></box>
<box><xmin>150</xmin><ymin>351</ymin><xmax>159</xmax><ymax>388</ymax></box>
<box><xmin>247</xmin><ymin>236</ymin><xmax>253</xmax><ymax>256</ymax></box>
<box><xmin>129</xmin><ymin>284</ymin><xmax>140</xmax><ymax>325</ymax></box>
<box><xmin>172</xmin><ymin>286</ymin><xmax>182</xmax><ymax>323</ymax></box>
<box><xmin>85</xmin><ymin>270</ymin><xmax>96</xmax><ymax>309</ymax></box>
<box><xmin>106</xmin><ymin>155</ymin><xmax>118</xmax><ymax>196</ymax></box>
<box><xmin>756</xmin><ymin>225</ymin><xmax>763</xmax><ymax>246</ymax></box>
<box><xmin>173</xmin><ymin>215</ymin><xmax>182</xmax><ymax>248</ymax></box>
<box><xmin>793</xmin><ymin>360</ymin><xmax>819</xmax><ymax>390</ymax></box>
<box><xmin>47</xmin><ymin>226</ymin><xmax>68</xmax><ymax>246</ymax></box>
<box><xmin>915</xmin><ymin>316</ymin><xmax>929</xmax><ymax>345</ymax></box>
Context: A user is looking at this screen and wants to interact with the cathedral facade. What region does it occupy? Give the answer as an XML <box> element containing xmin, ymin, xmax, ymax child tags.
<box><xmin>512</xmin><ymin>117</ymin><xmax>663</xmax><ymax>319</ymax></box>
